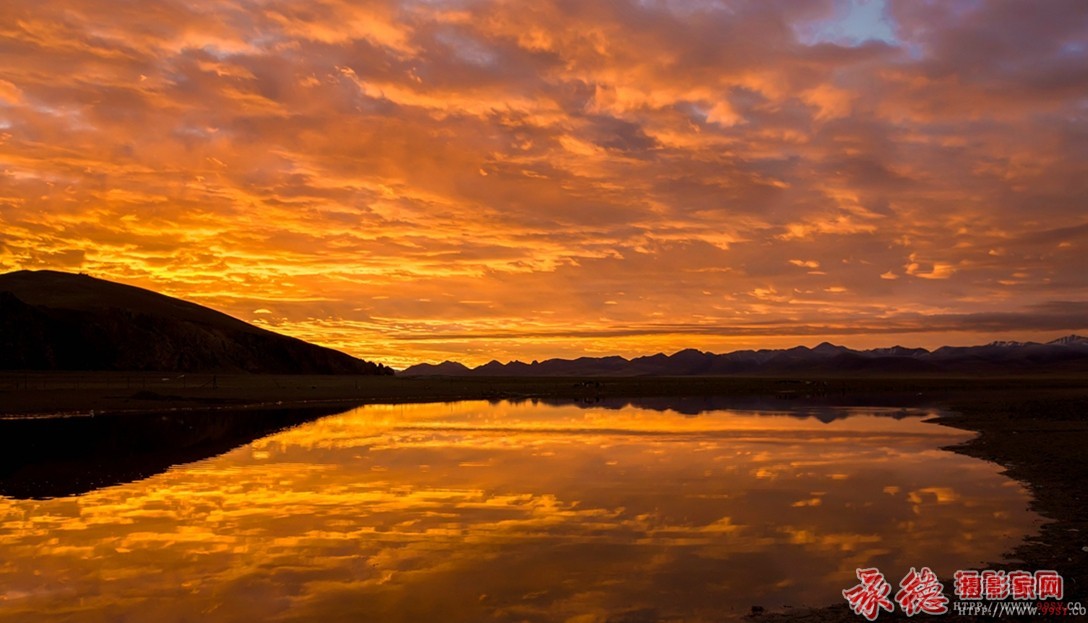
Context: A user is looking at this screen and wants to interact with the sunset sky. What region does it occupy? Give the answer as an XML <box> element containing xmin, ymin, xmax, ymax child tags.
<box><xmin>1</xmin><ymin>0</ymin><xmax>1086</xmax><ymax>368</ymax></box>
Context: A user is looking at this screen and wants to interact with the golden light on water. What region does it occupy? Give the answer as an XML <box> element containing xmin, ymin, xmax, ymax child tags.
<box><xmin>0</xmin><ymin>402</ymin><xmax>1039</xmax><ymax>621</ymax></box>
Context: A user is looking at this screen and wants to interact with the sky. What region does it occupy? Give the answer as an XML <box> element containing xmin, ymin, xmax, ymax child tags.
<box><xmin>1</xmin><ymin>0</ymin><xmax>1086</xmax><ymax>369</ymax></box>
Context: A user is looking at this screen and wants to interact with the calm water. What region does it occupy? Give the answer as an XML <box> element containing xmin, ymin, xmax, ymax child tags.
<box><xmin>0</xmin><ymin>400</ymin><xmax>1039</xmax><ymax>622</ymax></box>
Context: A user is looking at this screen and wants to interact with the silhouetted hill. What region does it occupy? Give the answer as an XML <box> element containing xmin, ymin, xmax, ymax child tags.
<box><xmin>0</xmin><ymin>270</ymin><xmax>393</xmax><ymax>375</ymax></box>
<box><xmin>399</xmin><ymin>335</ymin><xmax>1088</xmax><ymax>377</ymax></box>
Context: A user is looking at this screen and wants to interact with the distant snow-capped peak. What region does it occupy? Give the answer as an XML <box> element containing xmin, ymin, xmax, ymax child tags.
<box><xmin>1048</xmin><ymin>334</ymin><xmax>1088</xmax><ymax>346</ymax></box>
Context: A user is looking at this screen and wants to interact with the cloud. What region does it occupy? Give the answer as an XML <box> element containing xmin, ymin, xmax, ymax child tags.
<box><xmin>0</xmin><ymin>0</ymin><xmax>1085</xmax><ymax>365</ymax></box>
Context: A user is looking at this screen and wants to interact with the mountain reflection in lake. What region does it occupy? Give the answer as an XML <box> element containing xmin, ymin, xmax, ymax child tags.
<box><xmin>0</xmin><ymin>401</ymin><xmax>1038</xmax><ymax>622</ymax></box>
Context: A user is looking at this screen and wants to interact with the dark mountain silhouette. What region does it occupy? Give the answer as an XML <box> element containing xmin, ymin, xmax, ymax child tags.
<box><xmin>0</xmin><ymin>270</ymin><xmax>392</xmax><ymax>375</ymax></box>
<box><xmin>400</xmin><ymin>335</ymin><xmax>1088</xmax><ymax>377</ymax></box>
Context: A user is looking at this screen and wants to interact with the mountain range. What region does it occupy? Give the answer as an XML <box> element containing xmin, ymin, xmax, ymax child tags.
<box><xmin>401</xmin><ymin>336</ymin><xmax>1088</xmax><ymax>377</ymax></box>
<box><xmin>4</xmin><ymin>269</ymin><xmax>1085</xmax><ymax>378</ymax></box>
<box><xmin>0</xmin><ymin>270</ymin><xmax>392</xmax><ymax>375</ymax></box>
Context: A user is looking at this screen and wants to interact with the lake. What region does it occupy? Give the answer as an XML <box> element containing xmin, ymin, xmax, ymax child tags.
<box><xmin>0</xmin><ymin>399</ymin><xmax>1040</xmax><ymax>622</ymax></box>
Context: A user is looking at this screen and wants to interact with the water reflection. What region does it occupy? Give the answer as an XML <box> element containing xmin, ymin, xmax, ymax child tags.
<box><xmin>0</xmin><ymin>405</ymin><xmax>359</xmax><ymax>499</ymax></box>
<box><xmin>0</xmin><ymin>401</ymin><xmax>1038</xmax><ymax>622</ymax></box>
<box><xmin>536</xmin><ymin>394</ymin><xmax>932</xmax><ymax>419</ymax></box>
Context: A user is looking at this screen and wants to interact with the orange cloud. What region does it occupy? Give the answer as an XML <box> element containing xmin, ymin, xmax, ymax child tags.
<box><xmin>0</xmin><ymin>0</ymin><xmax>1085</xmax><ymax>366</ymax></box>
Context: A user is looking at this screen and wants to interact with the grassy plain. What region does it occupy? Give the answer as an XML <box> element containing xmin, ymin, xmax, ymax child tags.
<box><xmin>1</xmin><ymin>371</ymin><xmax>1085</xmax><ymax>415</ymax></box>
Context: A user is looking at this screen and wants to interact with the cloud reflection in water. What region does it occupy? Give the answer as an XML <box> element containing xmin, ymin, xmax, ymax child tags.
<box><xmin>0</xmin><ymin>401</ymin><xmax>1037</xmax><ymax>622</ymax></box>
